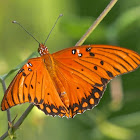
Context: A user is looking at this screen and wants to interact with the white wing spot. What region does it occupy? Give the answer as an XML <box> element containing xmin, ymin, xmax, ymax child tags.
<box><xmin>61</xmin><ymin>92</ymin><xmax>66</xmax><ymax>96</ymax></box>
<box><xmin>77</xmin><ymin>49</ymin><xmax>80</xmax><ymax>54</ymax></box>
<box><xmin>26</xmin><ymin>63</ymin><xmax>29</xmax><ymax>67</ymax></box>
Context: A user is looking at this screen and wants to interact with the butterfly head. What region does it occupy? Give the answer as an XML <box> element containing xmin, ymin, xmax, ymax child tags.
<box><xmin>38</xmin><ymin>43</ymin><xmax>49</xmax><ymax>56</ymax></box>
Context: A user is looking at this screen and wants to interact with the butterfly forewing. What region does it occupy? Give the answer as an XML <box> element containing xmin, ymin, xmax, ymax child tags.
<box><xmin>1</xmin><ymin>57</ymin><xmax>69</xmax><ymax>117</ymax></box>
<box><xmin>53</xmin><ymin>45</ymin><xmax>140</xmax><ymax>78</ymax></box>
<box><xmin>53</xmin><ymin>45</ymin><xmax>140</xmax><ymax>117</ymax></box>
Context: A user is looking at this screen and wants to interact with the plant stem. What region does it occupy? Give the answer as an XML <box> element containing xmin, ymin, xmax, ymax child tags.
<box><xmin>75</xmin><ymin>0</ymin><xmax>118</xmax><ymax>46</ymax></box>
<box><xmin>13</xmin><ymin>104</ymin><xmax>34</xmax><ymax>130</ymax></box>
<box><xmin>0</xmin><ymin>104</ymin><xmax>34</xmax><ymax>140</ymax></box>
<box><xmin>1</xmin><ymin>79</ymin><xmax>11</xmax><ymax>129</ymax></box>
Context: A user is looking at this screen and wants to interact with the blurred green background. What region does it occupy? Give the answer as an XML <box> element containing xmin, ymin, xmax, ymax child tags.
<box><xmin>0</xmin><ymin>0</ymin><xmax>140</xmax><ymax>140</ymax></box>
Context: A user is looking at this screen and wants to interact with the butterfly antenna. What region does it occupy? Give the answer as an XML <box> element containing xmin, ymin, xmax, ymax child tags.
<box><xmin>44</xmin><ymin>14</ymin><xmax>63</xmax><ymax>45</ymax></box>
<box><xmin>12</xmin><ymin>21</ymin><xmax>40</xmax><ymax>44</ymax></box>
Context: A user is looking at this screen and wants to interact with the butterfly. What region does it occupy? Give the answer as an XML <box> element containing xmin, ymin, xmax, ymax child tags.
<box><xmin>1</xmin><ymin>43</ymin><xmax>140</xmax><ymax>118</ymax></box>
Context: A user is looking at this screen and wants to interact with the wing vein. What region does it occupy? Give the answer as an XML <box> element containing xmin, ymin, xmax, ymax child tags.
<box><xmin>74</xmin><ymin>60</ymin><xmax>103</xmax><ymax>78</ymax></box>
<box><xmin>55</xmin><ymin>60</ymin><xmax>96</xmax><ymax>85</ymax></box>
<box><xmin>97</xmin><ymin>49</ymin><xmax>135</xmax><ymax>69</ymax></box>
<box><xmin>84</xmin><ymin>53</ymin><xmax>129</xmax><ymax>71</ymax></box>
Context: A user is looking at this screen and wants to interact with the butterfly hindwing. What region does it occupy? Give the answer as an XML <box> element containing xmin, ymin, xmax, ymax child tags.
<box><xmin>55</xmin><ymin>64</ymin><xmax>106</xmax><ymax>117</ymax></box>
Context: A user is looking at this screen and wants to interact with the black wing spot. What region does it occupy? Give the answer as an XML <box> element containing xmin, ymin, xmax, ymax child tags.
<box><xmin>22</xmin><ymin>72</ymin><xmax>26</xmax><ymax>76</ymax></box>
<box><xmin>113</xmin><ymin>67</ymin><xmax>121</xmax><ymax>73</ymax></box>
<box><xmin>86</xmin><ymin>47</ymin><xmax>92</xmax><ymax>52</ymax></box>
<box><xmin>100</xmin><ymin>60</ymin><xmax>104</xmax><ymax>65</ymax></box>
<box><xmin>5</xmin><ymin>97</ymin><xmax>10</xmax><ymax>108</ymax></box>
<box><xmin>28</xmin><ymin>94</ymin><xmax>31</xmax><ymax>102</ymax></box>
<box><xmin>47</xmin><ymin>93</ymin><xmax>50</xmax><ymax>95</ymax></box>
<box><xmin>18</xmin><ymin>93</ymin><xmax>21</xmax><ymax>103</ymax></box>
<box><xmin>94</xmin><ymin>83</ymin><xmax>103</xmax><ymax>87</ymax></box>
<box><xmin>94</xmin><ymin>66</ymin><xmax>97</xmax><ymax>70</ymax></box>
<box><xmin>24</xmin><ymin>84</ymin><xmax>27</xmax><ymax>88</ymax></box>
<box><xmin>77</xmin><ymin>87</ymin><xmax>80</xmax><ymax>89</ymax></box>
<box><xmin>11</xmin><ymin>96</ymin><xmax>16</xmax><ymax>106</ymax></box>
<box><xmin>81</xmin><ymin>69</ymin><xmax>84</xmax><ymax>71</ymax></box>
<box><xmin>89</xmin><ymin>52</ymin><xmax>95</xmax><ymax>56</ymax></box>
<box><xmin>39</xmin><ymin>99</ymin><xmax>44</xmax><ymax>104</ymax></box>
<box><xmin>28</xmin><ymin>62</ymin><xmax>33</xmax><ymax>67</ymax></box>
<box><xmin>28</xmin><ymin>68</ymin><xmax>32</xmax><ymax>71</ymax></box>
<box><xmin>31</xmin><ymin>85</ymin><xmax>33</xmax><ymax>89</ymax></box>
<box><xmin>72</xmin><ymin>49</ymin><xmax>76</xmax><ymax>54</ymax></box>
<box><xmin>101</xmin><ymin>78</ymin><xmax>108</xmax><ymax>85</ymax></box>
<box><xmin>34</xmin><ymin>97</ymin><xmax>38</xmax><ymax>104</ymax></box>
<box><xmin>23</xmin><ymin>94</ymin><xmax>25</xmax><ymax>101</ymax></box>
<box><xmin>18</xmin><ymin>69</ymin><xmax>24</xmax><ymax>74</ymax></box>
<box><xmin>106</xmin><ymin>71</ymin><xmax>114</xmax><ymax>77</ymax></box>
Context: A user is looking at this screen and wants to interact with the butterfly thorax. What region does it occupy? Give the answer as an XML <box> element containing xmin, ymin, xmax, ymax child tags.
<box><xmin>38</xmin><ymin>43</ymin><xmax>49</xmax><ymax>56</ymax></box>
<box><xmin>41</xmin><ymin>49</ymin><xmax>70</xmax><ymax>108</ymax></box>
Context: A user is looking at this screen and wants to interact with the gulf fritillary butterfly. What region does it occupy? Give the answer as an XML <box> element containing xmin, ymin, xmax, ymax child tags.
<box><xmin>1</xmin><ymin>43</ymin><xmax>140</xmax><ymax>118</ymax></box>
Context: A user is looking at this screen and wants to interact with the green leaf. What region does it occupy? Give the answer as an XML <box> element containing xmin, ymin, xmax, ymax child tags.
<box><xmin>106</xmin><ymin>6</ymin><xmax>140</xmax><ymax>43</ymax></box>
<box><xmin>0</xmin><ymin>52</ymin><xmax>38</xmax><ymax>81</ymax></box>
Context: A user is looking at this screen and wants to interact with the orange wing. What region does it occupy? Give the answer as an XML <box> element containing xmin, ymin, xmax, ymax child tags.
<box><xmin>1</xmin><ymin>44</ymin><xmax>140</xmax><ymax>118</ymax></box>
<box><xmin>53</xmin><ymin>45</ymin><xmax>140</xmax><ymax>117</ymax></box>
<box><xmin>1</xmin><ymin>57</ymin><xmax>69</xmax><ymax>117</ymax></box>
